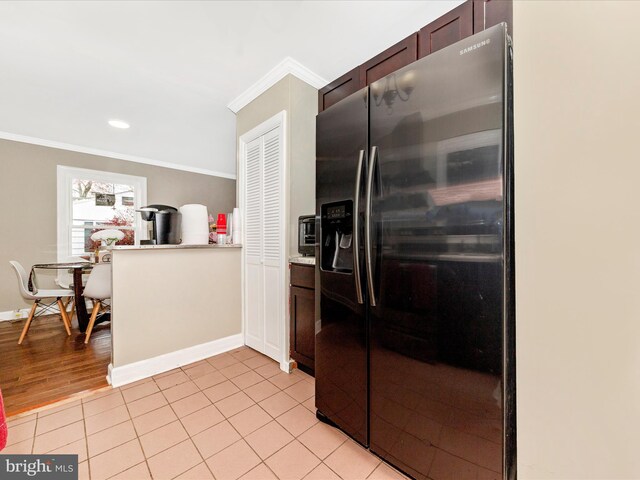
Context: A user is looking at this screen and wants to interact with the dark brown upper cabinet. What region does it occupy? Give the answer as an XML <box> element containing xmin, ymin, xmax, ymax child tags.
<box><xmin>318</xmin><ymin>67</ymin><xmax>361</xmax><ymax>113</ymax></box>
<box><xmin>418</xmin><ymin>0</ymin><xmax>473</xmax><ymax>58</ymax></box>
<box><xmin>318</xmin><ymin>0</ymin><xmax>512</xmax><ymax>112</ymax></box>
<box><xmin>359</xmin><ymin>33</ymin><xmax>418</xmax><ymax>87</ymax></box>
<box><xmin>473</xmin><ymin>0</ymin><xmax>513</xmax><ymax>35</ymax></box>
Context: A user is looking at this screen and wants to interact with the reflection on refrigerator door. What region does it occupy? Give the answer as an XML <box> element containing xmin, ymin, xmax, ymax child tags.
<box><xmin>315</xmin><ymin>88</ymin><xmax>369</xmax><ymax>447</ymax></box>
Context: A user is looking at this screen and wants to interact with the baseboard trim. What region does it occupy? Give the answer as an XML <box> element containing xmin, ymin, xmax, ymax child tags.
<box><xmin>0</xmin><ymin>305</ymin><xmax>67</xmax><ymax>322</ymax></box>
<box><xmin>107</xmin><ymin>333</ymin><xmax>244</xmax><ymax>387</ymax></box>
<box><xmin>0</xmin><ymin>309</ymin><xmax>29</xmax><ymax>322</ymax></box>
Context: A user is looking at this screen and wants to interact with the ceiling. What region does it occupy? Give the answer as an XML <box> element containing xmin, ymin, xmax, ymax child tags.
<box><xmin>0</xmin><ymin>1</ymin><xmax>463</xmax><ymax>178</ymax></box>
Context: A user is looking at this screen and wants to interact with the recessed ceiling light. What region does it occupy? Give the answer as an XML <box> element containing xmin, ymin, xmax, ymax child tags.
<box><xmin>108</xmin><ymin>119</ymin><xmax>130</xmax><ymax>129</ymax></box>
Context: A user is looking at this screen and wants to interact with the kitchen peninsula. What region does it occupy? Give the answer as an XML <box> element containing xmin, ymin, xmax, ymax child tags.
<box><xmin>107</xmin><ymin>243</ymin><xmax>242</xmax><ymax>386</ymax></box>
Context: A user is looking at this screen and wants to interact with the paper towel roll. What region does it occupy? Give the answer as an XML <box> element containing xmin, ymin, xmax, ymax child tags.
<box><xmin>226</xmin><ymin>213</ymin><xmax>233</xmax><ymax>241</ymax></box>
<box><xmin>232</xmin><ymin>208</ymin><xmax>241</xmax><ymax>245</ymax></box>
<box><xmin>179</xmin><ymin>204</ymin><xmax>209</xmax><ymax>245</ymax></box>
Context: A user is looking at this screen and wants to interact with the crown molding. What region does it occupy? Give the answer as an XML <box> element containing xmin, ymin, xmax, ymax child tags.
<box><xmin>227</xmin><ymin>57</ymin><xmax>328</xmax><ymax>114</ymax></box>
<box><xmin>0</xmin><ymin>131</ymin><xmax>237</xmax><ymax>180</ymax></box>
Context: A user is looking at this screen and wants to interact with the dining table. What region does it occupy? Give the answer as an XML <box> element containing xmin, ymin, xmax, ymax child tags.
<box><xmin>28</xmin><ymin>262</ymin><xmax>108</xmax><ymax>333</ymax></box>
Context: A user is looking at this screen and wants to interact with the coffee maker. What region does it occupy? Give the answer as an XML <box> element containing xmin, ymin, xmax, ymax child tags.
<box><xmin>136</xmin><ymin>205</ymin><xmax>181</xmax><ymax>245</ymax></box>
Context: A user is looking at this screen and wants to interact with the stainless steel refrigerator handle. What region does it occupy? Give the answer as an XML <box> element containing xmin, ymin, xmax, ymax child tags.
<box><xmin>353</xmin><ymin>149</ymin><xmax>365</xmax><ymax>304</ymax></box>
<box><xmin>365</xmin><ymin>145</ymin><xmax>377</xmax><ymax>307</ymax></box>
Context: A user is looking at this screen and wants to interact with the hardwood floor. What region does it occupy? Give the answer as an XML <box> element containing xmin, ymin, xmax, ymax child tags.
<box><xmin>0</xmin><ymin>312</ymin><xmax>110</xmax><ymax>416</ymax></box>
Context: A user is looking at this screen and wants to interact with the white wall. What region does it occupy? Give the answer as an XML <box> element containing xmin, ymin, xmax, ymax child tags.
<box><xmin>514</xmin><ymin>1</ymin><xmax>640</xmax><ymax>478</ymax></box>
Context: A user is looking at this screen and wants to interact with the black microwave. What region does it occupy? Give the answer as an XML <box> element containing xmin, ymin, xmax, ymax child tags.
<box><xmin>298</xmin><ymin>215</ymin><xmax>316</xmax><ymax>256</ymax></box>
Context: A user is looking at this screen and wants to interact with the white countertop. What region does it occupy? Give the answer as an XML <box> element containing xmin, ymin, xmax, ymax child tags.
<box><xmin>290</xmin><ymin>256</ymin><xmax>316</xmax><ymax>266</ymax></box>
<box><xmin>112</xmin><ymin>243</ymin><xmax>241</xmax><ymax>251</ymax></box>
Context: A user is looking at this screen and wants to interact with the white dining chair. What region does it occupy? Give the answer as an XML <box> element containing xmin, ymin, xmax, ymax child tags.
<box><xmin>9</xmin><ymin>261</ymin><xmax>74</xmax><ymax>344</ymax></box>
<box><xmin>82</xmin><ymin>263</ymin><xmax>112</xmax><ymax>344</ymax></box>
<box><xmin>56</xmin><ymin>279</ymin><xmax>77</xmax><ymax>322</ymax></box>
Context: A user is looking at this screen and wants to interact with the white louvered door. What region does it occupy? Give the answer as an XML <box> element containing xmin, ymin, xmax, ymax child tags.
<box><xmin>261</xmin><ymin>127</ymin><xmax>283</xmax><ymax>360</ymax></box>
<box><xmin>244</xmin><ymin>137</ymin><xmax>264</xmax><ymax>351</ymax></box>
<box><xmin>242</xmin><ymin>123</ymin><xmax>284</xmax><ymax>364</ymax></box>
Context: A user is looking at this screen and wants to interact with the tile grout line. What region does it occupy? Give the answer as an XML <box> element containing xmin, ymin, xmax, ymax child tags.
<box><xmin>239</xmin><ymin>405</ymin><xmax>326</xmax><ymax>479</ymax></box>
<box><xmin>324</xmin><ymin>459</ymin><xmax>347</xmax><ymax>480</ymax></box>
<box><xmin>293</xmin><ymin>439</ymin><xmax>326</xmax><ymax>479</ymax></box>
<box><xmin>221</xmin><ymin>410</ymin><xmax>279</xmax><ymax>475</ymax></box>
<box><xmin>118</xmin><ymin>387</ymin><xmax>154</xmax><ymax>480</ymax></box>
<box><xmin>263</xmin><ymin>372</ymin><xmax>329</xmax><ymax>479</ymax></box>
<box><xmin>35</xmin><ymin>404</ymin><xmax>86</xmax><ymax>438</ymax></box>
<box><xmin>30</xmin><ymin>412</ymin><xmax>38</xmax><ymax>455</ymax></box>
<box><xmin>85</xmin><ymin>414</ymin><xmax>130</xmax><ymax>437</ymax></box>
<box><xmin>142</xmin><ymin>378</ymin><xmax>197</xmax><ymax>462</ymax></box>
<box><xmin>80</xmin><ymin>399</ymin><xmax>92</xmax><ymax>479</ymax></box>
<box><xmin>29</xmin><ymin>404</ymin><xmax>83</xmax><ymax>456</ymax></box>
<box><xmin>87</xmin><ymin>429</ymin><xmax>137</xmax><ymax>461</ymax></box>
<box><xmin>201</xmin><ymin>370</ymin><xmax>318</xmax><ymax>478</ymax></box>
<box><xmin>82</xmin><ymin>392</ymin><xmax>124</xmax><ymax>419</ymax></box>
<box><xmin>226</xmin><ymin>381</ymin><xmax>294</xmax><ymax>422</ymax></box>
<box><xmin>25</xmin><ymin>397</ymin><xmax>81</xmax><ymax>421</ymax></box>
<box><xmin>174</xmin><ymin>366</ymin><xmax>218</xmax><ymax>480</ymax></box>
<box><xmin>176</xmin><ymin>363</ymin><xmax>220</xmax><ymax>480</ymax></box>
<box><xmin>259</xmin><ymin>434</ymin><xmax>298</xmax><ymax>473</ymax></box>
<box><xmin>261</xmin><ymin>461</ymin><xmax>283</xmax><ymax>480</ymax></box>
<box><xmin>104</xmin><ymin>461</ymin><xmax>147</xmax><ymax>480</ymax></box>
<box><xmin>299</xmin><ymin>425</ymin><xmax>348</xmax><ymax>468</ymax></box>
<box><xmin>158</xmin><ymin>368</ymin><xmax>224</xmax><ymax>479</ymax></box>
<box><xmin>198</xmin><ymin>351</ymin><xmax>289</xmax><ymax>478</ymax></box>
<box><xmin>123</xmin><ymin>399</ymin><xmax>167</xmax><ymax>422</ymax></box>
<box><xmin>141</xmin><ymin>367</ymin><xmax>215</xmax><ymax>478</ymax></box>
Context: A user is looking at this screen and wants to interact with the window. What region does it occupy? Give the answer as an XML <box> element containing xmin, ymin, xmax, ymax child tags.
<box><xmin>57</xmin><ymin>166</ymin><xmax>147</xmax><ymax>263</ymax></box>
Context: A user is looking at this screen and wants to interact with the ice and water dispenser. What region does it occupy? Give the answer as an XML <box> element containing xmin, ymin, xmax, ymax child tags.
<box><xmin>320</xmin><ymin>200</ymin><xmax>353</xmax><ymax>273</ymax></box>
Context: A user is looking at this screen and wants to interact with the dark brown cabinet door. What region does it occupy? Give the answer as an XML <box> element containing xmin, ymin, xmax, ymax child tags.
<box><xmin>318</xmin><ymin>67</ymin><xmax>361</xmax><ymax>113</ymax></box>
<box><xmin>418</xmin><ymin>0</ymin><xmax>473</xmax><ymax>58</ymax></box>
<box><xmin>360</xmin><ymin>33</ymin><xmax>418</xmax><ymax>87</ymax></box>
<box><xmin>290</xmin><ymin>285</ymin><xmax>315</xmax><ymax>372</ymax></box>
<box><xmin>474</xmin><ymin>0</ymin><xmax>513</xmax><ymax>35</ymax></box>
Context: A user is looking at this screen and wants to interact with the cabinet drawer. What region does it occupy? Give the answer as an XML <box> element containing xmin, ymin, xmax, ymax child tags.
<box><xmin>290</xmin><ymin>263</ymin><xmax>315</xmax><ymax>289</ymax></box>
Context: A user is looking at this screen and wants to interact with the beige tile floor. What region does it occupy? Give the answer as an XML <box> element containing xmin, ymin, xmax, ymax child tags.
<box><xmin>3</xmin><ymin>346</ymin><xmax>408</xmax><ymax>480</ymax></box>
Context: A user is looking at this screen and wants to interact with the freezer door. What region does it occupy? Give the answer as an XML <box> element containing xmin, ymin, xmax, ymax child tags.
<box><xmin>315</xmin><ymin>88</ymin><xmax>369</xmax><ymax>445</ymax></box>
<box><xmin>368</xmin><ymin>24</ymin><xmax>508</xmax><ymax>479</ymax></box>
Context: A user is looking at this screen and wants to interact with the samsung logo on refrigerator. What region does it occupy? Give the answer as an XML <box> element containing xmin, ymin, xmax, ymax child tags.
<box><xmin>460</xmin><ymin>38</ymin><xmax>491</xmax><ymax>55</ymax></box>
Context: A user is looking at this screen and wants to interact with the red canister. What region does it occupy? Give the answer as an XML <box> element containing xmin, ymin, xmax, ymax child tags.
<box><xmin>217</xmin><ymin>213</ymin><xmax>227</xmax><ymax>235</ymax></box>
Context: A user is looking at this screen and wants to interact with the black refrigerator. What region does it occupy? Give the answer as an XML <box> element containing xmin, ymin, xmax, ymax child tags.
<box><xmin>315</xmin><ymin>24</ymin><xmax>515</xmax><ymax>480</ymax></box>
